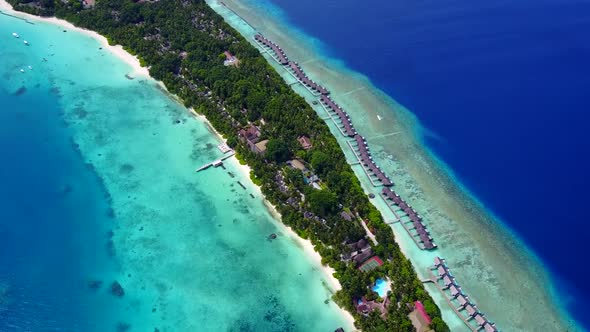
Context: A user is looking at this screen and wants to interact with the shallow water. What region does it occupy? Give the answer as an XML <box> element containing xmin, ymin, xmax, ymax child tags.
<box><xmin>0</xmin><ymin>12</ymin><xmax>352</xmax><ymax>332</ymax></box>
<box><xmin>205</xmin><ymin>0</ymin><xmax>584</xmax><ymax>330</ymax></box>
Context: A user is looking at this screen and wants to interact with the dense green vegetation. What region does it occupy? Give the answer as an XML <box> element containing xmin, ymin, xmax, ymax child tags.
<box><xmin>7</xmin><ymin>0</ymin><xmax>449</xmax><ymax>330</ymax></box>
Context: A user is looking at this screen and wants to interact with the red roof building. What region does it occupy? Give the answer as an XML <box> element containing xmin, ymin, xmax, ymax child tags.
<box><xmin>297</xmin><ymin>136</ymin><xmax>312</xmax><ymax>150</ymax></box>
<box><xmin>414</xmin><ymin>301</ymin><xmax>432</xmax><ymax>324</ymax></box>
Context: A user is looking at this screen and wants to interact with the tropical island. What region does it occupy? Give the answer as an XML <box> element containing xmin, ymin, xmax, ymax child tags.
<box><xmin>5</xmin><ymin>0</ymin><xmax>450</xmax><ymax>330</ymax></box>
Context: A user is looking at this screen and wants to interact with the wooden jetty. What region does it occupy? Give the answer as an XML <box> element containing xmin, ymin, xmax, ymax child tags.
<box><xmin>319</xmin><ymin>95</ymin><xmax>357</xmax><ymax>137</ymax></box>
<box><xmin>253</xmin><ymin>34</ymin><xmax>329</xmax><ymax>96</ymax></box>
<box><xmin>427</xmin><ymin>257</ymin><xmax>498</xmax><ymax>332</ymax></box>
<box><xmin>347</xmin><ymin>135</ymin><xmax>393</xmax><ymax>187</ymax></box>
<box><xmin>254</xmin><ymin>34</ymin><xmax>289</xmax><ymax>65</ymax></box>
<box><xmin>195</xmin><ymin>151</ymin><xmax>235</xmax><ymax>172</ymax></box>
<box><xmin>287</xmin><ymin>61</ymin><xmax>329</xmax><ymax>96</ymax></box>
<box><xmin>380</xmin><ymin>187</ymin><xmax>436</xmax><ymax>250</ymax></box>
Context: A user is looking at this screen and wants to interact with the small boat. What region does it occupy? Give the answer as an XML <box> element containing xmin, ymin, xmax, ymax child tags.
<box><xmin>377</xmin><ymin>115</ymin><xmax>383</xmax><ymax>121</ymax></box>
<box><xmin>23</xmin><ymin>40</ymin><xmax>29</xmax><ymax>45</ymax></box>
<box><xmin>12</xmin><ymin>32</ymin><xmax>19</xmax><ymax>38</ymax></box>
<box><xmin>20</xmin><ymin>69</ymin><xmax>25</xmax><ymax>73</ymax></box>
<box><xmin>27</xmin><ymin>65</ymin><xmax>32</xmax><ymax>70</ymax></box>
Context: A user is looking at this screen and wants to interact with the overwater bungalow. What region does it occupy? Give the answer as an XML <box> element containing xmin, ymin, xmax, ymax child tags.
<box><xmin>434</xmin><ymin>256</ymin><xmax>445</xmax><ymax>267</ymax></box>
<box><xmin>319</xmin><ymin>95</ymin><xmax>357</xmax><ymax>136</ymax></box>
<box><xmin>456</xmin><ymin>294</ymin><xmax>470</xmax><ymax>309</ymax></box>
<box><xmin>413</xmin><ymin>221</ymin><xmax>428</xmax><ymax>233</ymax></box>
<box><xmin>382</xmin><ymin>187</ymin><xmax>436</xmax><ymax>248</ymax></box>
<box><xmin>465</xmin><ymin>303</ymin><xmax>478</xmax><ymax>318</ymax></box>
<box><xmin>420</xmin><ymin>234</ymin><xmax>437</xmax><ymax>250</ymax></box>
<box><xmin>449</xmin><ymin>284</ymin><xmax>462</xmax><ymax>298</ymax></box>
<box><xmin>442</xmin><ymin>275</ymin><xmax>455</xmax><ymax>289</ymax></box>
<box><xmin>254</xmin><ymin>34</ymin><xmax>289</xmax><ymax>65</ymax></box>
<box><xmin>483</xmin><ymin>322</ymin><xmax>499</xmax><ymax>332</ymax></box>
<box><xmin>287</xmin><ymin>61</ymin><xmax>329</xmax><ymax>94</ymax></box>
<box><xmin>473</xmin><ymin>313</ymin><xmax>488</xmax><ymax>327</ymax></box>
<box><xmin>354</xmin><ymin>142</ymin><xmax>393</xmax><ymax>186</ymax></box>
<box><xmin>437</xmin><ymin>265</ymin><xmax>449</xmax><ymax>277</ymax></box>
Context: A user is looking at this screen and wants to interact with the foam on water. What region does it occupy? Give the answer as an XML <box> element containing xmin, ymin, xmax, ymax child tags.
<box><xmin>0</xmin><ymin>12</ymin><xmax>352</xmax><ymax>332</ymax></box>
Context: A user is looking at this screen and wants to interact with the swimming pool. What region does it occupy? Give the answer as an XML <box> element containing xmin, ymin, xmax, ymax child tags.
<box><xmin>372</xmin><ymin>278</ymin><xmax>389</xmax><ymax>298</ymax></box>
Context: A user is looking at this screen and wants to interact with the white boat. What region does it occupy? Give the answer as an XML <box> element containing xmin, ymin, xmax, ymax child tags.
<box><xmin>377</xmin><ymin>115</ymin><xmax>383</xmax><ymax>121</ymax></box>
<box><xmin>20</xmin><ymin>69</ymin><xmax>25</xmax><ymax>73</ymax></box>
<box><xmin>28</xmin><ymin>66</ymin><xmax>32</xmax><ymax>70</ymax></box>
<box><xmin>24</xmin><ymin>40</ymin><xmax>29</xmax><ymax>45</ymax></box>
<box><xmin>12</xmin><ymin>32</ymin><xmax>19</xmax><ymax>38</ymax></box>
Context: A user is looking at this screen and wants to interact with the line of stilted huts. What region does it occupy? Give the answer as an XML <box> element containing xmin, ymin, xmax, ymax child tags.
<box><xmin>253</xmin><ymin>33</ymin><xmax>498</xmax><ymax>331</ymax></box>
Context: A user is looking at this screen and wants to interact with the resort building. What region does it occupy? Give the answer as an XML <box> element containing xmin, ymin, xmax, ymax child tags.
<box><xmin>238</xmin><ymin>124</ymin><xmax>261</xmax><ymax>152</ymax></box>
<box><xmin>408</xmin><ymin>301</ymin><xmax>434</xmax><ymax>332</ymax></box>
<box><xmin>287</xmin><ymin>159</ymin><xmax>307</xmax><ymax>172</ymax></box>
<box><xmin>353</xmin><ymin>247</ymin><xmax>373</xmax><ymax>266</ymax></box>
<box><xmin>223</xmin><ymin>51</ymin><xmax>238</xmax><ymax>66</ymax></box>
<box><xmin>254</xmin><ymin>139</ymin><xmax>269</xmax><ymax>155</ymax></box>
<box><xmin>340</xmin><ymin>211</ymin><xmax>353</xmax><ymax>221</ymax></box>
<box><xmin>355</xmin><ymin>295</ymin><xmax>390</xmax><ymax>319</ymax></box>
<box><xmin>297</xmin><ymin>135</ymin><xmax>312</xmax><ymax>150</ymax></box>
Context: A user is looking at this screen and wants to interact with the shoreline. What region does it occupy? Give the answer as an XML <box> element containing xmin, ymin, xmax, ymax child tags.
<box><xmin>0</xmin><ymin>0</ymin><xmax>148</xmax><ymax>78</ymax></box>
<box><xmin>188</xmin><ymin>108</ymin><xmax>356</xmax><ymax>328</ymax></box>
<box><xmin>0</xmin><ymin>2</ymin><xmax>356</xmax><ymax>329</ymax></box>
<box><xmin>205</xmin><ymin>0</ymin><xmax>582</xmax><ymax>330</ymax></box>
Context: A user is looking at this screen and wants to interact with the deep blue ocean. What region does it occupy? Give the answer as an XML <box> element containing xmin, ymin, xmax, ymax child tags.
<box><xmin>264</xmin><ymin>0</ymin><xmax>590</xmax><ymax>328</ymax></box>
<box><xmin>0</xmin><ymin>86</ymin><xmax>117</xmax><ymax>330</ymax></box>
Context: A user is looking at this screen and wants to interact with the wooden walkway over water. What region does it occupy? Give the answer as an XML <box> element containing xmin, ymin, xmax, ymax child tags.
<box><xmin>195</xmin><ymin>151</ymin><xmax>235</xmax><ymax>172</ymax></box>
<box><xmin>424</xmin><ymin>258</ymin><xmax>499</xmax><ymax>332</ymax></box>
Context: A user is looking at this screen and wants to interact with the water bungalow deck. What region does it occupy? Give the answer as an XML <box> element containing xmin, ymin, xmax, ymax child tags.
<box><xmin>253</xmin><ymin>35</ymin><xmax>330</xmax><ymax>96</ymax></box>
<box><xmin>347</xmin><ymin>135</ymin><xmax>393</xmax><ymax>187</ymax></box>
<box><xmin>254</xmin><ymin>34</ymin><xmax>289</xmax><ymax>65</ymax></box>
<box><xmin>427</xmin><ymin>257</ymin><xmax>499</xmax><ymax>332</ymax></box>
<box><xmin>319</xmin><ymin>95</ymin><xmax>357</xmax><ymax>137</ymax></box>
<box><xmin>287</xmin><ymin>61</ymin><xmax>329</xmax><ymax>95</ymax></box>
<box><xmin>380</xmin><ymin>188</ymin><xmax>437</xmax><ymax>250</ymax></box>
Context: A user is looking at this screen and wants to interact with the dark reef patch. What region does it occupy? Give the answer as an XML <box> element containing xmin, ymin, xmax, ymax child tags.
<box><xmin>87</xmin><ymin>280</ymin><xmax>103</xmax><ymax>290</ymax></box>
<box><xmin>13</xmin><ymin>86</ymin><xmax>26</xmax><ymax>96</ymax></box>
<box><xmin>116</xmin><ymin>322</ymin><xmax>131</xmax><ymax>332</ymax></box>
<box><xmin>73</xmin><ymin>105</ymin><xmax>88</xmax><ymax>119</ymax></box>
<box><xmin>110</xmin><ymin>281</ymin><xmax>125</xmax><ymax>298</ymax></box>
<box><xmin>119</xmin><ymin>163</ymin><xmax>135</xmax><ymax>174</ymax></box>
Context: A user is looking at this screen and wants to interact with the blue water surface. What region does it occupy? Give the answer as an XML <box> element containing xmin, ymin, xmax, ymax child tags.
<box><xmin>372</xmin><ymin>279</ymin><xmax>387</xmax><ymax>298</ymax></box>
<box><xmin>261</xmin><ymin>0</ymin><xmax>590</xmax><ymax>328</ymax></box>
<box><xmin>0</xmin><ymin>78</ymin><xmax>116</xmax><ymax>331</ymax></box>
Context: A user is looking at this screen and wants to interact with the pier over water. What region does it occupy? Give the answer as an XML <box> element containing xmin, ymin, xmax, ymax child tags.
<box><xmin>196</xmin><ymin>150</ymin><xmax>235</xmax><ymax>172</ymax></box>
<box><xmin>252</xmin><ymin>33</ymin><xmax>438</xmax><ymax>251</ymax></box>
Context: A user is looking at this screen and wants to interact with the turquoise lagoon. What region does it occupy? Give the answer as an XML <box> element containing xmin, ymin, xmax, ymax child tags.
<box><xmin>0</xmin><ymin>11</ymin><xmax>352</xmax><ymax>331</ymax></box>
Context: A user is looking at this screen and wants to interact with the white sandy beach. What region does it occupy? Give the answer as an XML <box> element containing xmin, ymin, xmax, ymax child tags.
<box><xmin>0</xmin><ymin>0</ymin><xmax>148</xmax><ymax>77</ymax></box>
<box><xmin>2</xmin><ymin>1</ymin><xmax>357</xmax><ymax>328</ymax></box>
<box><xmin>0</xmin><ymin>2</ymin><xmax>351</xmax><ymax>306</ymax></box>
<box><xmin>189</xmin><ymin>109</ymin><xmax>356</xmax><ymax>328</ymax></box>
